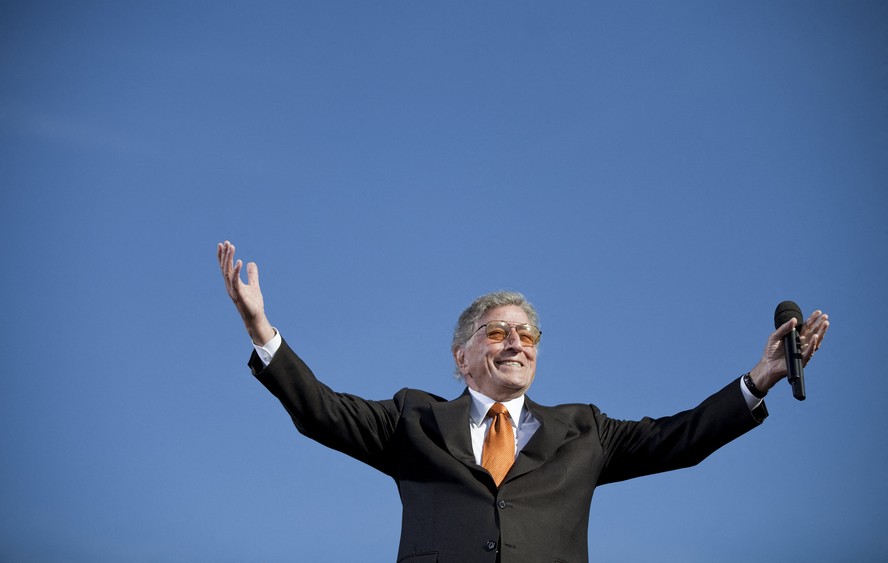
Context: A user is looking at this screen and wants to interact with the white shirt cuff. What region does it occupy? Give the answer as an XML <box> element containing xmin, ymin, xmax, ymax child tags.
<box><xmin>740</xmin><ymin>377</ymin><xmax>763</xmax><ymax>411</ymax></box>
<box><xmin>253</xmin><ymin>329</ymin><xmax>281</xmax><ymax>366</ymax></box>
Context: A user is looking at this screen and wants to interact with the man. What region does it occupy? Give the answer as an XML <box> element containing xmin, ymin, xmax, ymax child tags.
<box><xmin>217</xmin><ymin>241</ymin><xmax>829</xmax><ymax>563</ymax></box>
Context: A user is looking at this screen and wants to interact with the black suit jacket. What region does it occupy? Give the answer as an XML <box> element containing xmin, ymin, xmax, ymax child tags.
<box><xmin>250</xmin><ymin>339</ymin><xmax>767</xmax><ymax>563</ymax></box>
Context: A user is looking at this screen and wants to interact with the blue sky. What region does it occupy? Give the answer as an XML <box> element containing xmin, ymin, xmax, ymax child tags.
<box><xmin>1</xmin><ymin>2</ymin><xmax>886</xmax><ymax>561</ymax></box>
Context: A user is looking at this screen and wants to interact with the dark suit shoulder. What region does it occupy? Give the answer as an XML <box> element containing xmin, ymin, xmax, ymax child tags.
<box><xmin>525</xmin><ymin>397</ymin><xmax>603</xmax><ymax>427</ymax></box>
<box><xmin>391</xmin><ymin>386</ymin><xmax>451</xmax><ymax>405</ymax></box>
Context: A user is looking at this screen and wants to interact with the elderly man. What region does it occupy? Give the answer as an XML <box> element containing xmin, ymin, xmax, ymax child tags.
<box><xmin>217</xmin><ymin>241</ymin><xmax>829</xmax><ymax>563</ymax></box>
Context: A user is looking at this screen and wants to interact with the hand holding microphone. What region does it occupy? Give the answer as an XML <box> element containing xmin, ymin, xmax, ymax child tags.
<box><xmin>751</xmin><ymin>301</ymin><xmax>829</xmax><ymax>401</ymax></box>
<box><xmin>775</xmin><ymin>301</ymin><xmax>806</xmax><ymax>400</ymax></box>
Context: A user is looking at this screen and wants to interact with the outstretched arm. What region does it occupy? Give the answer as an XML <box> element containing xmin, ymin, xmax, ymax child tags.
<box><xmin>748</xmin><ymin>309</ymin><xmax>830</xmax><ymax>393</ymax></box>
<box><xmin>217</xmin><ymin>240</ymin><xmax>276</xmax><ymax>345</ymax></box>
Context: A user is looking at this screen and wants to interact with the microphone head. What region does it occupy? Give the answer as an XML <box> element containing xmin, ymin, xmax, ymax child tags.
<box><xmin>774</xmin><ymin>300</ymin><xmax>804</xmax><ymax>329</ymax></box>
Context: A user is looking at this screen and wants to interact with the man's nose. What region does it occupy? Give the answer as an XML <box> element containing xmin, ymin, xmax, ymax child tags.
<box><xmin>502</xmin><ymin>327</ymin><xmax>523</xmax><ymax>350</ymax></box>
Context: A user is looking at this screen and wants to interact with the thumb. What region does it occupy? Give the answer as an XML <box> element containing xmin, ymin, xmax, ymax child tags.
<box><xmin>773</xmin><ymin>317</ymin><xmax>797</xmax><ymax>340</ymax></box>
<box><xmin>246</xmin><ymin>262</ymin><xmax>260</xmax><ymax>287</ymax></box>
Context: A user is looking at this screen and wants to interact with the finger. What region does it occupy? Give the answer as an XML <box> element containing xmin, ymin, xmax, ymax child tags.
<box><xmin>804</xmin><ymin>310</ymin><xmax>825</xmax><ymax>333</ymax></box>
<box><xmin>773</xmin><ymin>317</ymin><xmax>797</xmax><ymax>340</ymax></box>
<box><xmin>219</xmin><ymin>246</ymin><xmax>229</xmax><ymax>281</ymax></box>
<box><xmin>226</xmin><ymin>244</ymin><xmax>238</xmax><ymax>279</ymax></box>
<box><xmin>814</xmin><ymin>317</ymin><xmax>830</xmax><ymax>349</ymax></box>
<box><xmin>218</xmin><ymin>241</ymin><xmax>230</xmax><ymax>273</ymax></box>
<box><xmin>803</xmin><ymin>334</ymin><xmax>819</xmax><ymax>363</ymax></box>
<box><xmin>233</xmin><ymin>259</ymin><xmax>243</xmax><ymax>283</ymax></box>
<box><xmin>220</xmin><ymin>241</ymin><xmax>231</xmax><ymax>270</ymax></box>
<box><xmin>806</xmin><ymin>313</ymin><xmax>828</xmax><ymax>340</ymax></box>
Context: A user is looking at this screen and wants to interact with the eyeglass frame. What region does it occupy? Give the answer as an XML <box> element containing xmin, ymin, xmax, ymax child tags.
<box><xmin>470</xmin><ymin>320</ymin><xmax>542</xmax><ymax>346</ymax></box>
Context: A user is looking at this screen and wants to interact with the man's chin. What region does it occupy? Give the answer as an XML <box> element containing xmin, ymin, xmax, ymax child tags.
<box><xmin>495</xmin><ymin>374</ymin><xmax>534</xmax><ymax>392</ymax></box>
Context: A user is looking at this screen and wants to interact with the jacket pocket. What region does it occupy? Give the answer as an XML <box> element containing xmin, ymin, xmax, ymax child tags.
<box><xmin>397</xmin><ymin>552</ymin><xmax>438</xmax><ymax>563</ymax></box>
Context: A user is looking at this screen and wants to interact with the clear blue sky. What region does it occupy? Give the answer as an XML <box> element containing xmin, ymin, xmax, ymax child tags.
<box><xmin>2</xmin><ymin>2</ymin><xmax>886</xmax><ymax>561</ymax></box>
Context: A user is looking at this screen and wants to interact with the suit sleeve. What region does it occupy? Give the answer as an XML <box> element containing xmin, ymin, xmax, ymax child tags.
<box><xmin>596</xmin><ymin>378</ymin><xmax>767</xmax><ymax>485</ymax></box>
<box><xmin>249</xmin><ymin>338</ymin><xmax>403</xmax><ymax>476</ymax></box>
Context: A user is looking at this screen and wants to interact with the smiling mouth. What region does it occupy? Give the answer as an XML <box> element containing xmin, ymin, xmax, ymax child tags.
<box><xmin>496</xmin><ymin>360</ymin><xmax>523</xmax><ymax>368</ymax></box>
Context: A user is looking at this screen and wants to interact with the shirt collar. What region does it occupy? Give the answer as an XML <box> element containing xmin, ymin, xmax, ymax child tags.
<box><xmin>467</xmin><ymin>387</ymin><xmax>526</xmax><ymax>427</ymax></box>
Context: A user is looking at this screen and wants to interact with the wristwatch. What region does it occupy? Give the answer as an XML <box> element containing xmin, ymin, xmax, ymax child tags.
<box><xmin>742</xmin><ymin>372</ymin><xmax>767</xmax><ymax>399</ymax></box>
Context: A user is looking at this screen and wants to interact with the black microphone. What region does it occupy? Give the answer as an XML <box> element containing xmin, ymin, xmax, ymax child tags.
<box><xmin>774</xmin><ymin>301</ymin><xmax>805</xmax><ymax>401</ymax></box>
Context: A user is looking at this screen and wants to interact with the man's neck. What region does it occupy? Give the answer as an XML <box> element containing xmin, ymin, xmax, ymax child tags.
<box><xmin>467</xmin><ymin>387</ymin><xmax>526</xmax><ymax>426</ymax></box>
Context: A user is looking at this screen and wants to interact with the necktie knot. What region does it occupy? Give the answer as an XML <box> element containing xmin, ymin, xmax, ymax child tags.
<box><xmin>482</xmin><ymin>402</ymin><xmax>515</xmax><ymax>487</ymax></box>
<box><xmin>488</xmin><ymin>402</ymin><xmax>509</xmax><ymax>418</ymax></box>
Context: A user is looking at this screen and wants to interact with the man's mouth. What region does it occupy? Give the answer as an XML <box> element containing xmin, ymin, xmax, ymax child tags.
<box><xmin>496</xmin><ymin>360</ymin><xmax>523</xmax><ymax>368</ymax></box>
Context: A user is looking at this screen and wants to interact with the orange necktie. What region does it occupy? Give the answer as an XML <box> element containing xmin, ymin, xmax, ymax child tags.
<box><xmin>482</xmin><ymin>402</ymin><xmax>515</xmax><ymax>486</ymax></box>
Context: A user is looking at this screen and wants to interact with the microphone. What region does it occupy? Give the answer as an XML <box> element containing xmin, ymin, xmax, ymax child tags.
<box><xmin>774</xmin><ymin>301</ymin><xmax>805</xmax><ymax>401</ymax></box>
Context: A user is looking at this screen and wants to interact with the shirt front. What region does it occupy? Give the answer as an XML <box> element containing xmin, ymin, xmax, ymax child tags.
<box><xmin>466</xmin><ymin>387</ymin><xmax>541</xmax><ymax>466</ymax></box>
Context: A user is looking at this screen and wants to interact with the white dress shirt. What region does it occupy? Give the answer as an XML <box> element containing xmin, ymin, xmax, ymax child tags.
<box><xmin>466</xmin><ymin>387</ymin><xmax>541</xmax><ymax>465</ymax></box>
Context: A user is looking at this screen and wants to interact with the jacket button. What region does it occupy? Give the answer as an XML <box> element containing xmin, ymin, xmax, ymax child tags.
<box><xmin>497</xmin><ymin>500</ymin><xmax>507</xmax><ymax>509</ymax></box>
<box><xmin>485</xmin><ymin>540</ymin><xmax>497</xmax><ymax>551</ymax></box>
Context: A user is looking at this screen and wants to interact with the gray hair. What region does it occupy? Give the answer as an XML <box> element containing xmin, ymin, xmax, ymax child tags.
<box><xmin>451</xmin><ymin>291</ymin><xmax>540</xmax><ymax>380</ymax></box>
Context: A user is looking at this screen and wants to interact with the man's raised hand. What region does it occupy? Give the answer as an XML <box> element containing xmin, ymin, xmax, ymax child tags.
<box><xmin>217</xmin><ymin>241</ymin><xmax>275</xmax><ymax>345</ymax></box>
<box><xmin>748</xmin><ymin>309</ymin><xmax>830</xmax><ymax>394</ymax></box>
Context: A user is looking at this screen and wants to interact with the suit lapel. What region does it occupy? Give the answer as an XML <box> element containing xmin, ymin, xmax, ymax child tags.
<box><xmin>430</xmin><ymin>391</ymin><xmax>570</xmax><ymax>485</ymax></box>
<box><xmin>506</xmin><ymin>396</ymin><xmax>569</xmax><ymax>482</ymax></box>
<box><xmin>430</xmin><ymin>390</ymin><xmax>478</xmax><ymax>468</ymax></box>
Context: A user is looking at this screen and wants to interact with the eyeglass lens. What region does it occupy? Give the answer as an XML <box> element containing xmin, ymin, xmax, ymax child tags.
<box><xmin>485</xmin><ymin>321</ymin><xmax>540</xmax><ymax>346</ymax></box>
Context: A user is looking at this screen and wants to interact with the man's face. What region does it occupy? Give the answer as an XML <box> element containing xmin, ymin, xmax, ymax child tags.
<box><xmin>454</xmin><ymin>305</ymin><xmax>538</xmax><ymax>401</ymax></box>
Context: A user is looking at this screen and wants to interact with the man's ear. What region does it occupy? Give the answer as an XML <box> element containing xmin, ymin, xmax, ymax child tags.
<box><xmin>453</xmin><ymin>347</ymin><xmax>467</xmax><ymax>375</ymax></box>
